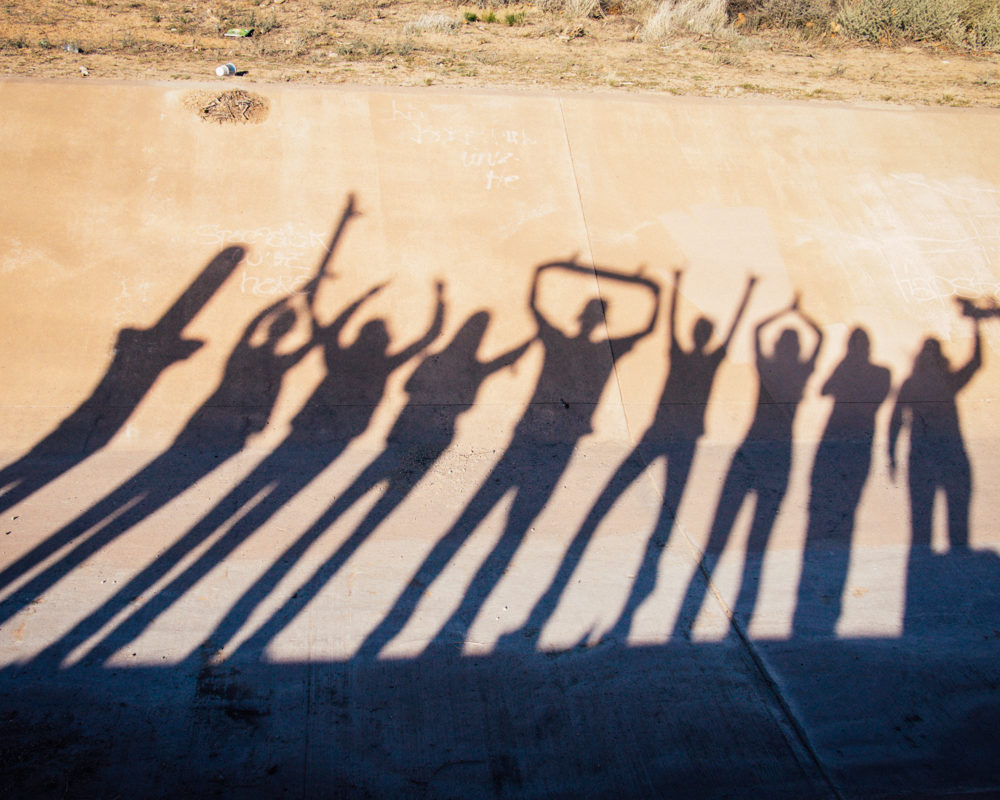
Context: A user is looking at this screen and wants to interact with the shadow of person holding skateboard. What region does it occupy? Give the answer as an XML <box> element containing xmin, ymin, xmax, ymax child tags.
<box><xmin>356</xmin><ymin>260</ymin><xmax>659</xmax><ymax>659</ymax></box>
<box><xmin>505</xmin><ymin>269</ymin><xmax>756</xmax><ymax>649</ymax></box>
<box><xmin>0</xmin><ymin>246</ymin><xmax>243</xmax><ymax>517</ymax></box>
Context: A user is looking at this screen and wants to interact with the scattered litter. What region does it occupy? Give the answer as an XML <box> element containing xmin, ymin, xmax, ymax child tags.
<box><xmin>215</xmin><ymin>62</ymin><xmax>237</xmax><ymax>77</ymax></box>
<box><xmin>62</xmin><ymin>43</ymin><xmax>80</xmax><ymax>53</ymax></box>
<box><xmin>80</xmin><ymin>66</ymin><xmax>89</xmax><ymax>77</ymax></box>
<box><xmin>224</xmin><ymin>28</ymin><xmax>253</xmax><ymax>38</ymax></box>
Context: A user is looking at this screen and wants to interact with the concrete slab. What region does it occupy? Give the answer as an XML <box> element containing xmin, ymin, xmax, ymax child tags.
<box><xmin>1</xmin><ymin>80</ymin><xmax>999</xmax><ymax>797</ymax></box>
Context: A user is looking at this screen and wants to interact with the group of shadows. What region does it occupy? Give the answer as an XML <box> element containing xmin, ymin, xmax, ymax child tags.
<box><xmin>2</xmin><ymin>197</ymin><xmax>999</xmax><ymax>668</ymax></box>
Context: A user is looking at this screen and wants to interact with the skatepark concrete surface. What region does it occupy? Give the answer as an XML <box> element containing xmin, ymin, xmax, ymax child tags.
<box><xmin>2</xmin><ymin>78</ymin><xmax>1000</xmax><ymax>798</ymax></box>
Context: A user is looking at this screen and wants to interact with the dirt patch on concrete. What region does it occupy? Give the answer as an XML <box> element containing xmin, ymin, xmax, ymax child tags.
<box><xmin>183</xmin><ymin>88</ymin><xmax>270</xmax><ymax>124</ymax></box>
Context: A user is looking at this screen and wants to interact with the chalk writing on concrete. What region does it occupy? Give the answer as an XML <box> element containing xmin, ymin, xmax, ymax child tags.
<box><xmin>461</xmin><ymin>152</ymin><xmax>515</xmax><ymax>168</ymax></box>
<box><xmin>894</xmin><ymin>271</ymin><xmax>1000</xmax><ymax>353</ymax></box>
<box><xmin>389</xmin><ymin>100</ymin><xmax>536</xmax><ymax>190</ymax></box>
<box><xmin>895</xmin><ymin>274</ymin><xmax>1000</xmax><ymax>305</ymax></box>
<box><xmin>197</xmin><ymin>223</ymin><xmax>325</xmax><ymax>296</ymax></box>
<box><xmin>486</xmin><ymin>170</ymin><xmax>519</xmax><ymax>190</ymax></box>
<box><xmin>240</xmin><ymin>272</ymin><xmax>311</xmax><ymax>297</ymax></box>
<box><xmin>197</xmin><ymin>224</ymin><xmax>327</xmax><ymax>251</ymax></box>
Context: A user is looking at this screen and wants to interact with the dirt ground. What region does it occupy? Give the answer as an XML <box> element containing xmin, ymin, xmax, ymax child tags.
<box><xmin>1</xmin><ymin>1</ymin><xmax>999</xmax><ymax>107</ymax></box>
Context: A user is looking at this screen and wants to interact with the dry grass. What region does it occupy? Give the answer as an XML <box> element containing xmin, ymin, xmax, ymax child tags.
<box><xmin>640</xmin><ymin>0</ymin><xmax>728</xmax><ymax>40</ymax></box>
<box><xmin>0</xmin><ymin>0</ymin><xmax>998</xmax><ymax>107</ymax></box>
<box><xmin>837</xmin><ymin>0</ymin><xmax>1000</xmax><ymax>48</ymax></box>
<box><xmin>564</xmin><ymin>0</ymin><xmax>604</xmax><ymax>16</ymax></box>
<box><xmin>403</xmin><ymin>12</ymin><xmax>461</xmax><ymax>34</ymax></box>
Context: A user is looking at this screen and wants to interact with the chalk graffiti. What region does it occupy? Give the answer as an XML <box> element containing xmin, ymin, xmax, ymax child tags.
<box><xmin>486</xmin><ymin>170</ymin><xmax>519</xmax><ymax>190</ymax></box>
<box><xmin>461</xmin><ymin>151</ymin><xmax>515</xmax><ymax>168</ymax></box>
<box><xmin>197</xmin><ymin>224</ymin><xmax>327</xmax><ymax>251</ymax></box>
<box><xmin>895</xmin><ymin>272</ymin><xmax>1000</xmax><ymax>353</ymax></box>
<box><xmin>243</xmin><ymin>251</ymin><xmax>311</xmax><ymax>273</ymax></box>
<box><xmin>240</xmin><ymin>270</ymin><xmax>311</xmax><ymax>297</ymax></box>
<box><xmin>896</xmin><ymin>274</ymin><xmax>1000</xmax><ymax>305</ymax></box>
<box><xmin>197</xmin><ymin>223</ymin><xmax>326</xmax><ymax>296</ymax></box>
<box><xmin>389</xmin><ymin>100</ymin><xmax>535</xmax><ymax>190</ymax></box>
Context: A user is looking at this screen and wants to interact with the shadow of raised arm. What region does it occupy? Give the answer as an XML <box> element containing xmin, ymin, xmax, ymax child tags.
<box><xmin>390</xmin><ymin>280</ymin><xmax>446</xmax><ymax>367</ymax></box>
<box><xmin>720</xmin><ymin>274</ymin><xmax>758</xmax><ymax>351</ymax></box>
<box><xmin>952</xmin><ymin>312</ymin><xmax>983</xmax><ymax>392</ymax></box>
<box><xmin>316</xmin><ymin>282</ymin><xmax>387</xmax><ymax>344</ymax></box>
<box><xmin>302</xmin><ymin>193</ymin><xmax>359</xmax><ymax>314</ymax></box>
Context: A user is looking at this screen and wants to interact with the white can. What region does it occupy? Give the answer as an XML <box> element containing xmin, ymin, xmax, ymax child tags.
<box><xmin>215</xmin><ymin>63</ymin><xmax>236</xmax><ymax>77</ymax></box>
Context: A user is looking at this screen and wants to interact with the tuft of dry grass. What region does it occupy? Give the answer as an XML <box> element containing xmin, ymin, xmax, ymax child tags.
<box><xmin>403</xmin><ymin>13</ymin><xmax>460</xmax><ymax>34</ymax></box>
<box><xmin>640</xmin><ymin>0</ymin><xmax>728</xmax><ymax>40</ymax></box>
<box><xmin>564</xmin><ymin>0</ymin><xmax>604</xmax><ymax>16</ymax></box>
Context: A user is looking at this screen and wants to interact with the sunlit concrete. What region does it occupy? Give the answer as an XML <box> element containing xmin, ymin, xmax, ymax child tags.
<box><xmin>1</xmin><ymin>80</ymin><xmax>999</xmax><ymax>797</ymax></box>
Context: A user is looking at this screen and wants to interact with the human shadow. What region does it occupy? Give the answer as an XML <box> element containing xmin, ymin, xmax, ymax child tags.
<box><xmin>68</xmin><ymin>279</ymin><xmax>445</xmax><ymax>666</ymax></box>
<box><xmin>356</xmin><ymin>261</ymin><xmax>660</xmax><ymax>658</ymax></box>
<box><xmin>0</xmin><ymin>246</ymin><xmax>242</xmax><ymax>517</ymax></box>
<box><xmin>6</xmin><ymin>279</ymin><xmax>1000</xmax><ymax>800</ymax></box>
<box><xmin>0</xmin><ymin>248</ymin><xmax>254</xmax><ymax>615</ymax></box>
<box><xmin>11</xmin><ymin>197</ymin><xmax>369</xmax><ymax>662</ymax></box>
<box><xmin>202</xmin><ymin>311</ymin><xmax>532</xmax><ymax>660</ymax></box>
<box><xmin>792</xmin><ymin>327</ymin><xmax>891</xmax><ymax>638</ymax></box>
<box><xmin>502</xmin><ymin>270</ymin><xmax>756</xmax><ymax>649</ymax></box>
<box><xmin>889</xmin><ymin>304</ymin><xmax>982</xmax><ymax>553</ymax></box>
<box><xmin>673</xmin><ymin>295</ymin><xmax>823</xmax><ymax>638</ymax></box>
<box><xmin>0</xmin><ymin>198</ymin><xmax>361</xmax><ymax>635</ymax></box>
<box><xmin>890</xmin><ymin>300</ymin><xmax>984</xmax><ymax>634</ymax></box>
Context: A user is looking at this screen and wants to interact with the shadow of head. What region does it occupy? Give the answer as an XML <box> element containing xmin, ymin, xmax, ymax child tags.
<box><xmin>774</xmin><ymin>328</ymin><xmax>801</xmax><ymax>361</ymax></box>
<box><xmin>577</xmin><ymin>298</ymin><xmax>606</xmax><ymax>338</ymax></box>
<box><xmin>693</xmin><ymin>317</ymin><xmax>714</xmax><ymax>350</ymax></box>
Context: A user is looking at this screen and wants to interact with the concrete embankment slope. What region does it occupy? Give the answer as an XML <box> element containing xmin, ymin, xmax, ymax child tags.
<box><xmin>1</xmin><ymin>81</ymin><xmax>1000</xmax><ymax>798</ymax></box>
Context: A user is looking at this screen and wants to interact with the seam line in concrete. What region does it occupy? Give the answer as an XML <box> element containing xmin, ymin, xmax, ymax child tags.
<box><xmin>622</xmin><ymin>443</ymin><xmax>840</xmax><ymax>797</ymax></box>
<box><xmin>558</xmin><ymin>97</ymin><xmax>638</xmax><ymax>447</ymax></box>
<box><xmin>694</xmin><ymin>551</ymin><xmax>844</xmax><ymax>799</ymax></box>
